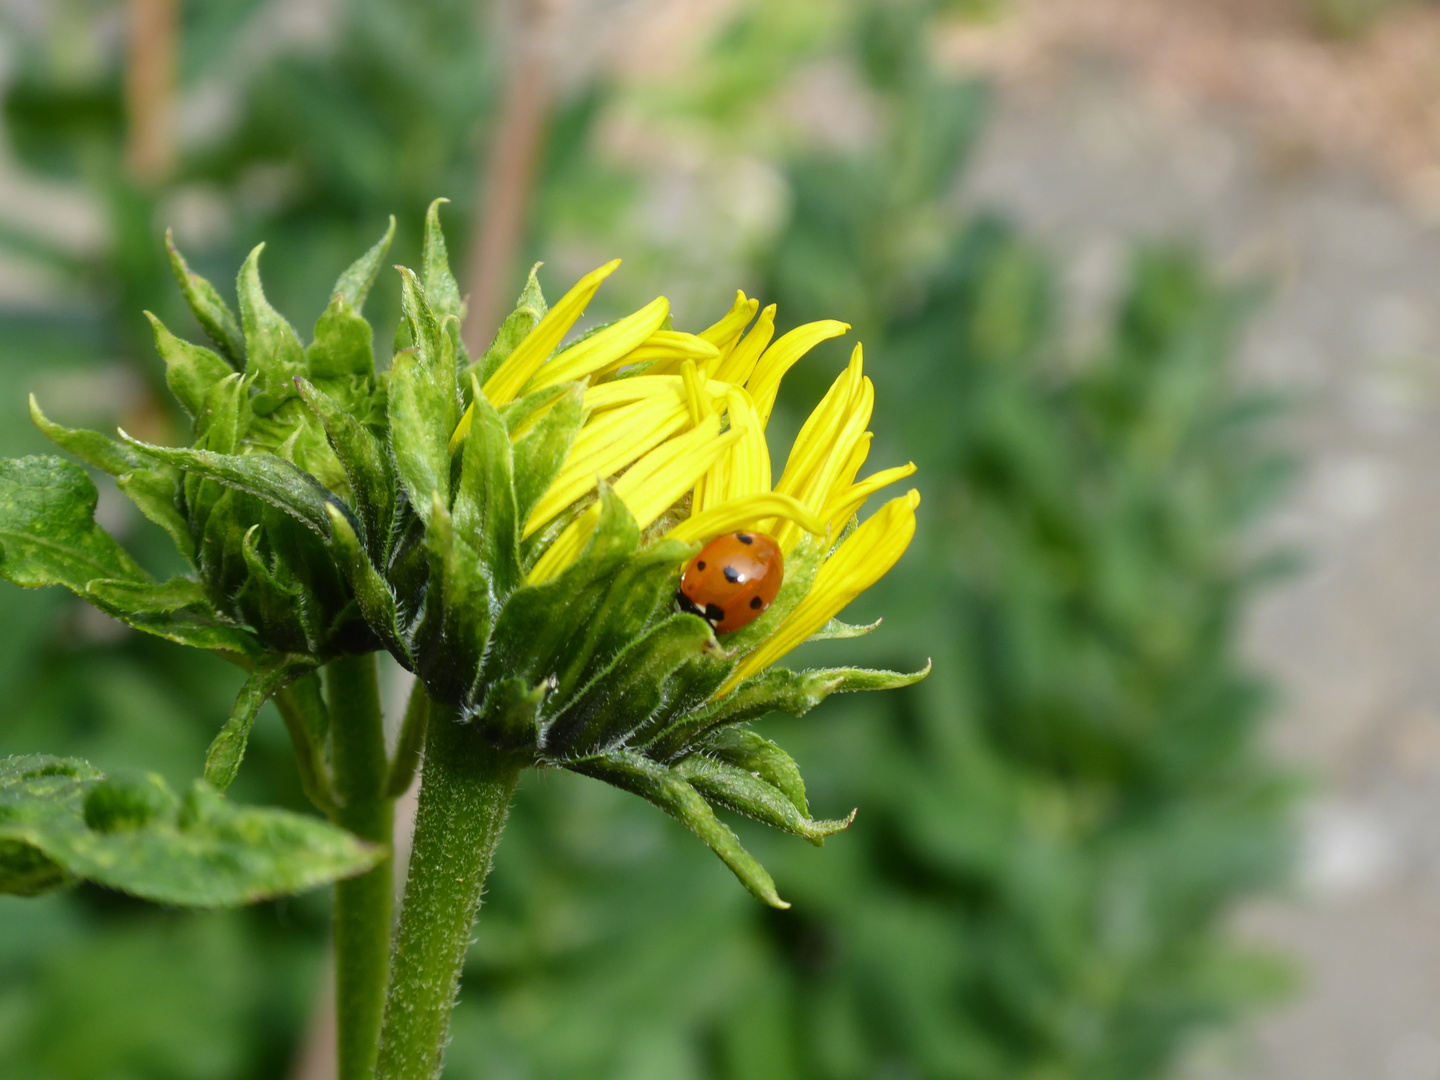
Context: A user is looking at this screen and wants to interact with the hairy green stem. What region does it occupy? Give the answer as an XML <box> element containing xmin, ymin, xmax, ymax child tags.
<box><xmin>326</xmin><ymin>653</ymin><xmax>395</xmax><ymax>1080</ymax></box>
<box><xmin>375</xmin><ymin>701</ymin><xmax>522</xmax><ymax>1080</ymax></box>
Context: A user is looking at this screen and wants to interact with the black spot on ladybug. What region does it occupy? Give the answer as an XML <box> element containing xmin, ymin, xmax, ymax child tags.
<box><xmin>696</xmin><ymin>560</ymin><xmax>706</xmax><ymax>571</ymax></box>
<box><xmin>704</xmin><ymin>603</ymin><xmax>725</xmax><ymax>623</ymax></box>
<box><xmin>749</xmin><ymin>596</ymin><xmax>763</xmax><ymax>610</ymax></box>
<box><xmin>737</xmin><ymin>533</ymin><xmax>754</xmax><ymax>544</ymax></box>
<box><xmin>723</xmin><ymin>565</ymin><xmax>741</xmax><ymax>584</ymax></box>
<box><xmin>677</xmin><ymin>592</ymin><xmax>705</xmax><ymax>618</ymax></box>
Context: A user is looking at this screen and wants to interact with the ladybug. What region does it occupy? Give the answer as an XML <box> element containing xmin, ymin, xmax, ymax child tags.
<box><xmin>678</xmin><ymin>531</ymin><xmax>784</xmax><ymax>634</ymax></box>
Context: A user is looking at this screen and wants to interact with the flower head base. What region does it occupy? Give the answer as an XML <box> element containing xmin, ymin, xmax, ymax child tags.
<box><xmin>18</xmin><ymin>202</ymin><xmax>925</xmax><ymax>906</ymax></box>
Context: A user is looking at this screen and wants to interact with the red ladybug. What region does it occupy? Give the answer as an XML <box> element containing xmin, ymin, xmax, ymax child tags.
<box><xmin>678</xmin><ymin>531</ymin><xmax>784</xmax><ymax>634</ymax></box>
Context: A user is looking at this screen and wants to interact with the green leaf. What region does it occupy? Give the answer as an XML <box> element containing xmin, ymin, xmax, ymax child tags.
<box><xmin>387</xmin><ymin>345</ymin><xmax>454</xmax><ymax>524</ymax></box>
<box><xmin>0</xmin><ymin>755</ymin><xmax>382</xmax><ymax>906</ymax></box>
<box><xmin>475</xmin><ymin>262</ymin><xmax>546</xmax><ymax>386</ymax></box>
<box><xmin>568</xmin><ymin>750</ymin><xmax>787</xmax><ymax>908</ymax></box>
<box><xmin>166</xmin><ymin>229</ymin><xmax>244</xmax><ymax>364</ymax></box>
<box><xmin>295</xmin><ymin>379</ymin><xmax>394</xmax><ymax>557</ymax></box>
<box><xmin>422</xmin><ymin>198</ymin><xmax>465</xmax><ymax>328</ymax></box>
<box><xmin>121</xmin><ymin>436</ymin><xmax>344</xmax><ymax>539</ymax></box>
<box><xmin>30</xmin><ymin>397</ymin><xmax>195</xmax><ymax>563</ymax></box>
<box><xmin>146</xmin><ymin>312</ymin><xmax>234</xmax><ymax>419</ymax></box>
<box><xmin>454</xmin><ymin>379</ymin><xmax>520</xmax><ymax>596</ymax></box>
<box><xmin>413</xmin><ymin>498</ymin><xmax>491</xmax><ymax>705</ymax></box>
<box><xmin>307</xmin><ymin>294</ymin><xmax>376</xmax><ymax>380</ymax></box>
<box><xmin>325</xmin><ymin>505</ymin><xmax>407</xmax><ymax>659</ymax></box>
<box><xmin>511</xmin><ymin>383</ymin><xmax>585</xmax><ymax>526</ymax></box>
<box><xmin>332</xmin><ymin>214</ymin><xmax>395</xmax><ymax>312</ymax></box>
<box><xmin>237</xmin><ymin>242</ymin><xmax>307</xmax><ymax>413</ymax></box>
<box><xmin>205</xmin><ymin>654</ymin><xmax>316</xmax><ymax>792</ymax></box>
<box><xmin>542</xmin><ymin>613</ymin><xmax>717</xmax><ymax>758</ymax></box>
<box><xmin>646</xmin><ymin>662</ymin><xmax>931</xmax><ymax>761</ymax></box>
<box><xmin>86</xmin><ymin>576</ymin><xmax>208</xmax><ymax>613</ymax></box>
<box><xmin>0</xmin><ymin>455</ymin><xmax>147</xmax><ymax>591</ymax></box>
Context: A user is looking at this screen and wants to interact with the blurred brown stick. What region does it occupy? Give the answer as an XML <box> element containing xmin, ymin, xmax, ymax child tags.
<box><xmin>125</xmin><ymin>0</ymin><xmax>179</xmax><ymax>185</ymax></box>
<box><xmin>462</xmin><ymin>0</ymin><xmax>565</xmax><ymax>356</ymax></box>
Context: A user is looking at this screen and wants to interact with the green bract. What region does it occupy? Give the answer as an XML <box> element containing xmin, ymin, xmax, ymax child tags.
<box><xmin>2</xmin><ymin>201</ymin><xmax>923</xmax><ymax>906</ymax></box>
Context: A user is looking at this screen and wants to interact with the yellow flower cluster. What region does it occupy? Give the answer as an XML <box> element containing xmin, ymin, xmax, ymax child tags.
<box><xmin>450</xmin><ymin>260</ymin><xmax>919</xmax><ymax>694</ymax></box>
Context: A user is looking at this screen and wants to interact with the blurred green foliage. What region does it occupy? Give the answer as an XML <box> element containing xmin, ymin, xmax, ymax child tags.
<box><xmin>0</xmin><ymin>0</ymin><xmax>1291</xmax><ymax>1077</ymax></box>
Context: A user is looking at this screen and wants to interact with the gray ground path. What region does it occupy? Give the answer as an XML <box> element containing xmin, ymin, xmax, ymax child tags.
<box><xmin>959</xmin><ymin>61</ymin><xmax>1440</xmax><ymax>1080</ymax></box>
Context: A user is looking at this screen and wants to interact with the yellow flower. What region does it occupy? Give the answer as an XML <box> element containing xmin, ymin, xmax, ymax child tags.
<box><xmin>455</xmin><ymin>261</ymin><xmax>918</xmax><ymax>694</ymax></box>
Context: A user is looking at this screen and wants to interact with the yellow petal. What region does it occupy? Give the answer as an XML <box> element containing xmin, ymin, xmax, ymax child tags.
<box><xmin>583</xmin><ymin>374</ymin><xmax>733</xmax><ymax>413</ymax></box>
<box><xmin>824</xmin><ymin>461</ymin><xmax>917</xmax><ymax>526</ymax></box>
<box><xmin>524</xmin><ymin>296</ymin><xmax>669</xmax><ymax>393</ymax></box>
<box><xmin>528</xmin><ymin>416</ymin><xmax>740</xmax><ymax>583</ymax></box>
<box><xmin>694</xmin><ymin>385</ymin><xmax>770</xmax><ymax>514</ymax></box>
<box><xmin>482</xmin><ymin>258</ymin><xmax>620</xmax><ymax>406</ymax></box>
<box><xmin>699</xmin><ymin>290</ymin><xmax>758</xmax><ymax>347</ymax></box>
<box><xmin>745</xmin><ymin>319</ymin><xmax>849</xmax><ymax>423</ymax></box>
<box><xmin>592</xmin><ymin>331</ymin><xmax>719</xmax><ymax>380</ymax></box>
<box><xmin>714</xmin><ymin>303</ymin><xmax>776</xmax><ymax>387</ymax></box>
<box><xmin>524</xmin><ymin>393</ymin><xmax>690</xmax><ymax>537</ymax></box>
<box><xmin>718</xmin><ymin>489</ymin><xmax>920</xmax><ymax>694</ymax></box>
<box><xmin>665</xmin><ymin>493</ymin><xmax>825</xmax><ymax>546</ymax></box>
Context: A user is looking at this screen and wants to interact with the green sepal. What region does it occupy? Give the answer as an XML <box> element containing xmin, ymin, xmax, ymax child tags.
<box><xmin>295</xmin><ymin>378</ymin><xmax>395</xmax><ymax>558</ymax></box>
<box><xmin>422</xmin><ymin>199</ymin><xmax>466</xmax><ymax>351</ymax></box>
<box><xmin>325</xmin><ymin>505</ymin><xmax>407</xmax><ymax>659</ymax></box>
<box><xmin>497</xmin><ymin>382</ymin><xmax>571</xmax><ymax>429</ymax></box>
<box><xmin>387</xmin><ymin>344</ymin><xmax>454</xmax><ymax>524</ymax></box>
<box><xmin>412</xmin><ymin>497</ymin><xmax>491</xmax><ymax>704</ymax></box>
<box><xmin>511</xmin><ymin>382</ymin><xmax>585</xmax><ymax>526</ymax></box>
<box><xmin>475</xmin><ymin>263</ymin><xmax>546</xmax><ymax>386</ymax></box>
<box><xmin>237</xmin><ymin>243</ymin><xmax>308</xmax><ymax>414</ymax></box>
<box><xmin>646</xmin><ymin>662</ymin><xmax>931</xmax><ymax>762</ymax></box>
<box><xmin>307</xmin><ymin>294</ymin><xmax>376</xmax><ymax>380</ymax></box>
<box><xmin>675</xmin><ymin>753</ymin><xmax>853</xmax><ymax>847</ymax></box>
<box><xmin>0</xmin><ymin>455</ymin><xmax>147</xmax><ymax>590</ymax></box>
<box><xmin>332</xmin><ymin>215</ymin><xmax>395</xmax><ymax>312</ymax></box>
<box><xmin>546</xmin><ymin>537</ymin><xmax>696</xmax><ymax>707</ymax></box>
<box><xmin>455</xmin><ymin>378</ymin><xmax>520</xmax><ymax>597</ymax></box>
<box><xmin>568</xmin><ymin>750</ymin><xmax>787</xmax><ymax>908</ymax></box>
<box><xmin>145</xmin><ymin>312</ymin><xmax>233</xmax><ymax>419</ymax></box>
<box><xmin>115</xmin><ymin>468</ymin><xmax>194</xmax><ymax>563</ymax></box>
<box><xmin>542</xmin><ymin>613</ymin><xmax>718</xmax><ymax>758</ymax></box>
<box><xmin>807</xmin><ymin>616</ymin><xmax>883</xmax><ymax>641</ymax></box>
<box><xmin>166</xmin><ymin>229</ymin><xmax>244</xmax><ymax>364</ymax></box>
<box><xmin>473</xmin><ymin>676</ymin><xmax>545</xmax><ymax>754</ymax></box>
<box><xmin>474</xmin><ymin>485</ymin><xmax>637</xmax><ymax>697</ymax></box>
<box><xmin>122</xmin><ymin>436</ymin><xmax>346</xmax><ymax>540</ymax></box>
<box><xmin>0</xmin><ymin>755</ymin><xmax>382</xmax><ymax>906</ymax></box>
<box><xmin>205</xmin><ymin>654</ymin><xmax>316</xmax><ymax>792</ymax></box>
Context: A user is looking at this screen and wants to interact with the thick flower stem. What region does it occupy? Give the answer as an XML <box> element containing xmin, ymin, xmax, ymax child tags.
<box><xmin>325</xmin><ymin>653</ymin><xmax>395</xmax><ymax>1080</ymax></box>
<box><xmin>375</xmin><ymin>701</ymin><xmax>522</xmax><ymax>1080</ymax></box>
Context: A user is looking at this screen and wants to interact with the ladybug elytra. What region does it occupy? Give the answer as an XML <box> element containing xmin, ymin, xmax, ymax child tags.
<box><xmin>678</xmin><ymin>531</ymin><xmax>784</xmax><ymax>634</ymax></box>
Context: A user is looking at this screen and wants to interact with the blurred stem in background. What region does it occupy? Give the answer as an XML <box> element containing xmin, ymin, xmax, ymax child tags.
<box><xmin>124</xmin><ymin>0</ymin><xmax>178</xmax><ymax>186</ymax></box>
<box><xmin>463</xmin><ymin>0</ymin><xmax>564</xmax><ymax>352</ymax></box>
